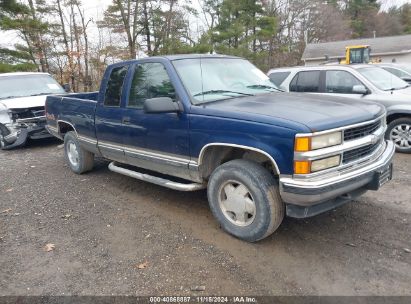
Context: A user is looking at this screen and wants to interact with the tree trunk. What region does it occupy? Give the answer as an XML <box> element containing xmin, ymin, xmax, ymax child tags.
<box><xmin>77</xmin><ymin>4</ymin><xmax>90</xmax><ymax>92</ymax></box>
<box><xmin>165</xmin><ymin>0</ymin><xmax>176</xmax><ymax>41</ymax></box>
<box><xmin>27</xmin><ymin>0</ymin><xmax>47</xmax><ymax>72</ymax></box>
<box><xmin>21</xmin><ymin>30</ymin><xmax>40</xmax><ymax>72</ymax></box>
<box><xmin>143</xmin><ymin>0</ymin><xmax>151</xmax><ymax>54</ymax></box>
<box><xmin>116</xmin><ymin>0</ymin><xmax>137</xmax><ymax>59</ymax></box>
<box><xmin>71</xmin><ymin>4</ymin><xmax>83</xmax><ymax>90</ymax></box>
<box><xmin>57</xmin><ymin>0</ymin><xmax>75</xmax><ymax>91</ymax></box>
<box><xmin>252</xmin><ymin>7</ymin><xmax>257</xmax><ymax>53</ymax></box>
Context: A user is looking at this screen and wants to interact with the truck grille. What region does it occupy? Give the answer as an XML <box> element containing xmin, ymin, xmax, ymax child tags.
<box><xmin>344</xmin><ymin>120</ymin><xmax>381</xmax><ymax>141</ymax></box>
<box><xmin>342</xmin><ymin>140</ymin><xmax>382</xmax><ymax>164</ymax></box>
<box><xmin>11</xmin><ymin>107</ymin><xmax>45</xmax><ymax>120</ymax></box>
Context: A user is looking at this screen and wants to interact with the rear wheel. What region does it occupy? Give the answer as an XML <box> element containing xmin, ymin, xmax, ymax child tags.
<box><xmin>0</xmin><ymin>127</ymin><xmax>9</xmax><ymax>150</ymax></box>
<box><xmin>64</xmin><ymin>131</ymin><xmax>94</xmax><ymax>174</ymax></box>
<box><xmin>0</xmin><ymin>137</ymin><xmax>5</xmax><ymax>150</ymax></box>
<box><xmin>207</xmin><ymin>159</ymin><xmax>284</xmax><ymax>242</ymax></box>
<box><xmin>386</xmin><ymin>118</ymin><xmax>411</xmax><ymax>153</ymax></box>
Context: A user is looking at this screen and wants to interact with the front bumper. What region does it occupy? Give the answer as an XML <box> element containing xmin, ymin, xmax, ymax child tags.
<box><xmin>280</xmin><ymin>140</ymin><xmax>395</xmax><ymax>217</ymax></box>
<box><xmin>1</xmin><ymin>122</ymin><xmax>52</xmax><ymax>150</ymax></box>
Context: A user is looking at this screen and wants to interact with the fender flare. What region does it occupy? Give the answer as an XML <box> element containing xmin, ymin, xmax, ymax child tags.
<box><xmin>198</xmin><ymin>143</ymin><xmax>281</xmax><ymax>175</ymax></box>
<box><xmin>386</xmin><ymin>106</ymin><xmax>411</xmax><ymax>118</ymax></box>
<box><xmin>57</xmin><ymin>120</ymin><xmax>78</xmax><ymax>137</ymax></box>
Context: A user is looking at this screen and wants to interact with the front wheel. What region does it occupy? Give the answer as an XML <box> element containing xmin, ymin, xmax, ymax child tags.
<box><xmin>0</xmin><ymin>128</ymin><xmax>9</xmax><ymax>150</ymax></box>
<box><xmin>207</xmin><ymin>159</ymin><xmax>284</xmax><ymax>242</ymax></box>
<box><xmin>64</xmin><ymin>131</ymin><xmax>94</xmax><ymax>174</ymax></box>
<box><xmin>386</xmin><ymin>118</ymin><xmax>411</xmax><ymax>153</ymax></box>
<box><xmin>0</xmin><ymin>135</ymin><xmax>5</xmax><ymax>150</ymax></box>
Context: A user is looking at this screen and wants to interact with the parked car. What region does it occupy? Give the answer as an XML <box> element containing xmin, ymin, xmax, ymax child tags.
<box><xmin>46</xmin><ymin>55</ymin><xmax>394</xmax><ymax>242</ymax></box>
<box><xmin>267</xmin><ymin>65</ymin><xmax>411</xmax><ymax>153</ymax></box>
<box><xmin>0</xmin><ymin>72</ymin><xmax>67</xmax><ymax>149</ymax></box>
<box><xmin>375</xmin><ymin>63</ymin><xmax>411</xmax><ymax>84</ymax></box>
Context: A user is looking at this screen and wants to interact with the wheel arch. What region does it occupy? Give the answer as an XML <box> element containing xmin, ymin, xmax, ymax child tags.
<box><xmin>197</xmin><ymin>143</ymin><xmax>281</xmax><ymax>180</ymax></box>
<box><xmin>387</xmin><ymin>112</ymin><xmax>411</xmax><ymax>124</ymax></box>
<box><xmin>57</xmin><ymin>120</ymin><xmax>78</xmax><ymax>137</ymax></box>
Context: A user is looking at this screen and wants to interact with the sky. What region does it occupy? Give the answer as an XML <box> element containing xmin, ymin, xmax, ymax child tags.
<box><xmin>0</xmin><ymin>0</ymin><xmax>206</xmax><ymax>49</ymax></box>
<box><xmin>0</xmin><ymin>0</ymin><xmax>410</xmax><ymax>50</ymax></box>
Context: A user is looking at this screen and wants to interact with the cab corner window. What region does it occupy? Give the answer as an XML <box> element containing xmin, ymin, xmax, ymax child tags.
<box><xmin>290</xmin><ymin>71</ymin><xmax>320</xmax><ymax>92</ymax></box>
<box><xmin>104</xmin><ymin>65</ymin><xmax>129</xmax><ymax>107</ymax></box>
<box><xmin>128</xmin><ymin>62</ymin><xmax>176</xmax><ymax>109</ymax></box>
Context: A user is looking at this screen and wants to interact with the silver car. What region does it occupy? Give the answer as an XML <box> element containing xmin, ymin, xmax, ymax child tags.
<box><xmin>375</xmin><ymin>63</ymin><xmax>411</xmax><ymax>84</ymax></box>
<box><xmin>267</xmin><ymin>65</ymin><xmax>411</xmax><ymax>153</ymax></box>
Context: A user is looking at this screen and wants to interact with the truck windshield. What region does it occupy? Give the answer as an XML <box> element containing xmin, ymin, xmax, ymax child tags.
<box><xmin>0</xmin><ymin>74</ymin><xmax>65</xmax><ymax>100</ymax></box>
<box><xmin>172</xmin><ymin>58</ymin><xmax>280</xmax><ymax>104</ymax></box>
<box><xmin>357</xmin><ymin>67</ymin><xmax>409</xmax><ymax>91</ymax></box>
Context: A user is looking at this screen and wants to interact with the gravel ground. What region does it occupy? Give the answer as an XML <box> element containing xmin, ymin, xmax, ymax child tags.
<box><xmin>0</xmin><ymin>138</ymin><xmax>410</xmax><ymax>296</ymax></box>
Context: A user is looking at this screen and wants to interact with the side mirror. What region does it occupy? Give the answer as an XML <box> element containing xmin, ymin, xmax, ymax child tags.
<box><xmin>352</xmin><ymin>85</ymin><xmax>369</xmax><ymax>95</ymax></box>
<box><xmin>144</xmin><ymin>97</ymin><xmax>181</xmax><ymax>114</ymax></box>
<box><xmin>62</xmin><ymin>83</ymin><xmax>71</xmax><ymax>93</ymax></box>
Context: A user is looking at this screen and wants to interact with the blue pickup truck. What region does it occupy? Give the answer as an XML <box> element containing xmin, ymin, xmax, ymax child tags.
<box><xmin>46</xmin><ymin>54</ymin><xmax>395</xmax><ymax>242</ymax></box>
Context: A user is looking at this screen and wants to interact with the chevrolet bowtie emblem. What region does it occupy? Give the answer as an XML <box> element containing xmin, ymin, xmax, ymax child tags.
<box><xmin>370</xmin><ymin>134</ymin><xmax>379</xmax><ymax>144</ymax></box>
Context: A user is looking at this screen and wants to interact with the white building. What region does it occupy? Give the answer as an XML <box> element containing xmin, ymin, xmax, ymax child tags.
<box><xmin>302</xmin><ymin>34</ymin><xmax>411</xmax><ymax>66</ymax></box>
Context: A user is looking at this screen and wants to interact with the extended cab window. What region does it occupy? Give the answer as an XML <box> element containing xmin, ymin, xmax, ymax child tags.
<box><xmin>325</xmin><ymin>70</ymin><xmax>363</xmax><ymax>94</ymax></box>
<box><xmin>128</xmin><ymin>62</ymin><xmax>176</xmax><ymax>108</ymax></box>
<box><xmin>104</xmin><ymin>65</ymin><xmax>128</xmax><ymax>107</ymax></box>
<box><xmin>290</xmin><ymin>71</ymin><xmax>320</xmax><ymax>92</ymax></box>
<box><xmin>269</xmin><ymin>72</ymin><xmax>290</xmax><ymax>87</ymax></box>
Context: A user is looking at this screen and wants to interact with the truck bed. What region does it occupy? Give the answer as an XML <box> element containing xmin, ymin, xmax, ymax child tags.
<box><xmin>46</xmin><ymin>92</ymin><xmax>99</xmax><ymax>141</ymax></box>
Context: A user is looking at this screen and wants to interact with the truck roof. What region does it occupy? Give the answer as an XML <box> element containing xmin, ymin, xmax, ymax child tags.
<box><xmin>160</xmin><ymin>54</ymin><xmax>240</xmax><ymax>61</ymax></box>
<box><xmin>105</xmin><ymin>54</ymin><xmax>243</xmax><ymax>70</ymax></box>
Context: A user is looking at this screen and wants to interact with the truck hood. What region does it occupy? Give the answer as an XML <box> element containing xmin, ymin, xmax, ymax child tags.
<box><xmin>0</xmin><ymin>95</ymin><xmax>46</xmax><ymax>109</ymax></box>
<box><xmin>198</xmin><ymin>92</ymin><xmax>384</xmax><ymax>132</ymax></box>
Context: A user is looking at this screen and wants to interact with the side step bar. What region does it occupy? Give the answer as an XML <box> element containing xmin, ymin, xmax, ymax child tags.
<box><xmin>108</xmin><ymin>162</ymin><xmax>206</xmax><ymax>192</ymax></box>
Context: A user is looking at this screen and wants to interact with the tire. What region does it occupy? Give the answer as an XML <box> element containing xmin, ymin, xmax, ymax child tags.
<box><xmin>64</xmin><ymin>131</ymin><xmax>94</xmax><ymax>174</ymax></box>
<box><xmin>386</xmin><ymin>118</ymin><xmax>411</xmax><ymax>154</ymax></box>
<box><xmin>0</xmin><ymin>128</ymin><xmax>8</xmax><ymax>150</ymax></box>
<box><xmin>207</xmin><ymin>159</ymin><xmax>284</xmax><ymax>242</ymax></box>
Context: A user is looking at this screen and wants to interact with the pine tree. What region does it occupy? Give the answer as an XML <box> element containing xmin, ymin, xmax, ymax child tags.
<box><xmin>0</xmin><ymin>0</ymin><xmax>50</xmax><ymax>72</ymax></box>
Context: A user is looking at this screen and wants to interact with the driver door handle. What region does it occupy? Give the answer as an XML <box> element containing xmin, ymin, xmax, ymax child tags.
<box><xmin>122</xmin><ymin>117</ymin><xmax>131</xmax><ymax>124</ymax></box>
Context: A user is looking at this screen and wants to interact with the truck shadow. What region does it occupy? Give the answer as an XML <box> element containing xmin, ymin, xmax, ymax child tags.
<box><xmin>92</xmin><ymin>160</ymin><xmax>398</xmax><ymax>244</ymax></box>
<box><xmin>80</xmin><ymin>155</ymin><xmax>408</xmax><ymax>265</ymax></box>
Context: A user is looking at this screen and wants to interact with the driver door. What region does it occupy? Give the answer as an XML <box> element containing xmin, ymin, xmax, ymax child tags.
<box><xmin>121</xmin><ymin>61</ymin><xmax>191</xmax><ymax>179</ymax></box>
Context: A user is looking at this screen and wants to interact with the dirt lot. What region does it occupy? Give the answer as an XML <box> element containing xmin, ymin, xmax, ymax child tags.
<box><xmin>0</xmin><ymin>138</ymin><xmax>410</xmax><ymax>296</ymax></box>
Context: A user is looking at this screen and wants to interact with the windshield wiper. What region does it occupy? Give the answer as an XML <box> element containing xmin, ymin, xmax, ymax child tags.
<box><xmin>194</xmin><ymin>90</ymin><xmax>254</xmax><ymax>97</ymax></box>
<box><xmin>247</xmin><ymin>84</ymin><xmax>283</xmax><ymax>92</ymax></box>
<box><xmin>0</xmin><ymin>96</ymin><xmax>20</xmax><ymax>100</ymax></box>
<box><xmin>29</xmin><ymin>92</ymin><xmax>51</xmax><ymax>96</ymax></box>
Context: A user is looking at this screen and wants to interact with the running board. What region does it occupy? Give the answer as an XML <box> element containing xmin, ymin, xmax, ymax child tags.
<box><xmin>108</xmin><ymin>162</ymin><xmax>206</xmax><ymax>191</ymax></box>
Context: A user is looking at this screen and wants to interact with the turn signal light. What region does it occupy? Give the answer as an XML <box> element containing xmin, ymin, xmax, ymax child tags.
<box><xmin>294</xmin><ymin>161</ymin><xmax>311</xmax><ymax>174</ymax></box>
<box><xmin>295</xmin><ymin>137</ymin><xmax>310</xmax><ymax>152</ymax></box>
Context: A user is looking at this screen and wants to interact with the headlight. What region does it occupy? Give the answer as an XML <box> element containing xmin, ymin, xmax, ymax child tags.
<box><xmin>295</xmin><ymin>131</ymin><xmax>342</xmax><ymax>152</ymax></box>
<box><xmin>311</xmin><ymin>155</ymin><xmax>340</xmax><ymax>172</ymax></box>
<box><xmin>294</xmin><ymin>155</ymin><xmax>341</xmax><ymax>174</ymax></box>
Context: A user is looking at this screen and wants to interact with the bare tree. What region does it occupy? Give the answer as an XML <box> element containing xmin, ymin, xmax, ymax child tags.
<box><xmin>56</xmin><ymin>0</ymin><xmax>75</xmax><ymax>90</ymax></box>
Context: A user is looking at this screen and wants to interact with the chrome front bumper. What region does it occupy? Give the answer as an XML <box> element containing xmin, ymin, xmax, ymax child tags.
<box><xmin>280</xmin><ymin>140</ymin><xmax>395</xmax><ymax>208</ymax></box>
